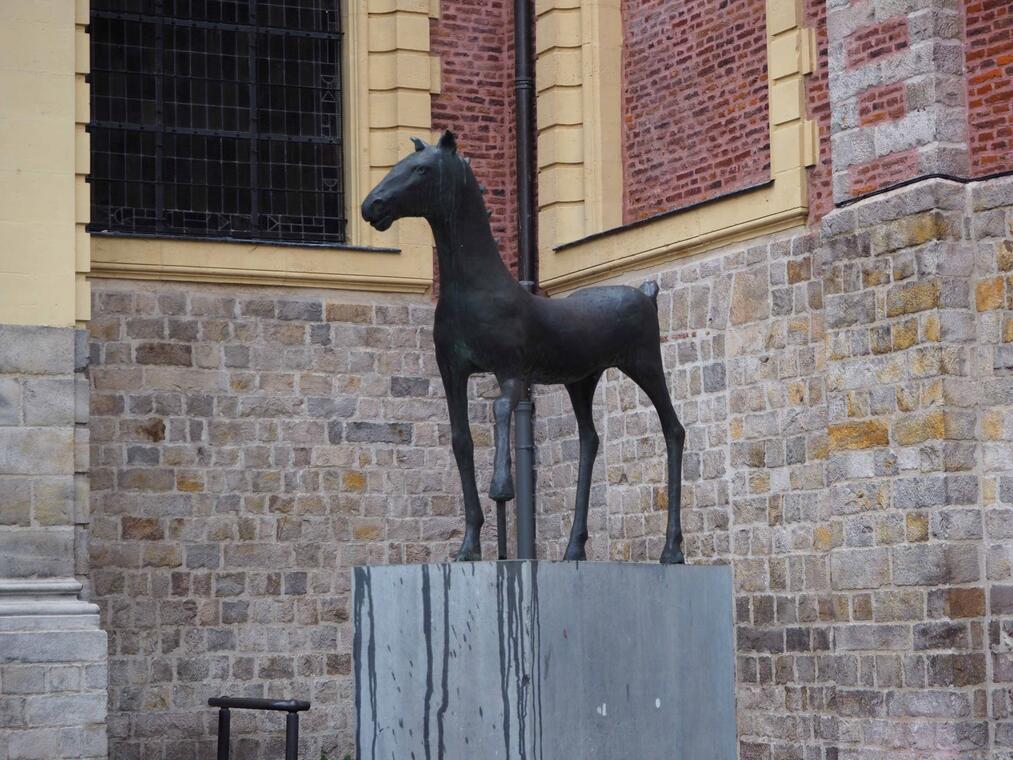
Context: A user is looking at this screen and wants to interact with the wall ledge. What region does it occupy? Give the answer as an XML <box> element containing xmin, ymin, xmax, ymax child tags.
<box><xmin>90</xmin><ymin>236</ymin><xmax>433</xmax><ymax>294</ymax></box>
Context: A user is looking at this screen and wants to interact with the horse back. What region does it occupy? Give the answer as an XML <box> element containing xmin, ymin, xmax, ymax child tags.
<box><xmin>528</xmin><ymin>284</ymin><xmax>660</xmax><ymax>381</ymax></box>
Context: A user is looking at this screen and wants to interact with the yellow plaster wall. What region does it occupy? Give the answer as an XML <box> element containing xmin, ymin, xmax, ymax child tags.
<box><xmin>0</xmin><ymin>0</ymin><xmax>90</xmax><ymax>327</ymax></box>
<box><xmin>535</xmin><ymin>0</ymin><xmax>624</xmax><ymax>258</ymax></box>
<box><xmin>91</xmin><ymin>0</ymin><xmax>441</xmax><ymax>294</ymax></box>
<box><xmin>537</xmin><ymin>0</ymin><xmax>819</xmax><ymax>294</ymax></box>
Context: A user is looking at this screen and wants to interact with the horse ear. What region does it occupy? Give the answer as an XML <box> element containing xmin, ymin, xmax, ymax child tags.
<box><xmin>438</xmin><ymin>130</ymin><xmax>457</xmax><ymax>154</ymax></box>
<box><xmin>410</xmin><ymin>136</ymin><xmax>427</xmax><ymax>152</ymax></box>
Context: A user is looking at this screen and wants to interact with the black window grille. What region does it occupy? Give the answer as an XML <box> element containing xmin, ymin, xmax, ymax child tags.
<box><xmin>89</xmin><ymin>0</ymin><xmax>346</xmax><ymax>245</ymax></box>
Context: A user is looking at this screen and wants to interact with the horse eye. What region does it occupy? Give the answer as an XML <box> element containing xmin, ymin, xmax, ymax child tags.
<box><xmin>415</xmin><ymin>166</ymin><xmax>428</xmax><ymax>175</ymax></box>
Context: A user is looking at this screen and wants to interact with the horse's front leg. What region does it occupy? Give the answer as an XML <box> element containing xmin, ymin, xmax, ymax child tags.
<box><xmin>490</xmin><ymin>377</ymin><xmax>523</xmax><ymax>501</ymax></box>
<box><xmin>439</xmin><ymin>358</ymin><xmax>483</xmax><ymax>561</ymax></box>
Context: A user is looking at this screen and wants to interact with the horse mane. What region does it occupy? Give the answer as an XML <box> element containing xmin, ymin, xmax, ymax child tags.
<box><xmin>453</xmin><ymin>152</ymin><xmax>492</xmax><ymax>219</ymax></box>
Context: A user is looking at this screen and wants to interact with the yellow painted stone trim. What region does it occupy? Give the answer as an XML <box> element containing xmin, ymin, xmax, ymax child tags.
<box><xmin>0</xmin><ymin>0</ymin><xmax>89</xmax><ymax>327</ymax></box>
<box><xmin>539</xmin><ymin>0</ymin><xmax>819</xmax><ymax>294</ymax></box>
<box><xmin>536</xmin><ymin>0</ymin><xmax>623</xmax><ymax>249</ymax></box>
<box><xmin>579</xmin><ymin>0</ymin><xmax>623</xmax><ymax>234</ymax></box>
<box><xmin>90</xmin><ymin>237</ymin><xmax>432</xmax><ymax>294</ymax></box>
<box><xmin>91</xmin><ymin>0</ymin><xmax>441</xmax><ymax>296</ymax></box>
<box><xmin>546</xmin><ymin>202</ymin><xmax>807</xmax><ymax>293</ymax></box>
<box><xmin>343</xmin><ymin>0</ymin><xmax>440</xmax><ymax>278</ymax></box>
<box><xmin>75</xmin><ymin>1</ymin><xmax>90</xmax><ymax>325</ymax></box>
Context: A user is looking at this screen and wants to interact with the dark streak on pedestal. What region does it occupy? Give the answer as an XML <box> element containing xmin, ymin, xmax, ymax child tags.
<box><xmin>355</xmin><ymin>562</ymin><xmax>736</xmax><ymax>759</ymax></box>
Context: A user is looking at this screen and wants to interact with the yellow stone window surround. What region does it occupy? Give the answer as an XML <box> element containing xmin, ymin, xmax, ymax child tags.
<box><xmin>90</xmin><ymin>0</ymin><xmax>442</xmax><ymax>295</ymax></box>
<box><xmin>536</xmin><ymin>0</ymin><xmax>819</xmax><ymax>294</ymax></box>
<box><xmin>0</xmin><ymin>0</ymin><xmax>92</xmax><ymax>328</ymax></box>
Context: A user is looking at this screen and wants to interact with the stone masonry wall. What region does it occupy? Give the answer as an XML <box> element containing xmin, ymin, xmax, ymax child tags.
<box><xmin>827</xmin><ymin>0</ymin><xmax>971</xmax><ymax>203</ymax></box>
<box><xmin>0</xmin><ymin>610</ymin><xmax>109</xmax><ymax>760</ymax></box>
<box><xmin>0</xmin><ymin>326</ymin><xmax>89</xmax><ymax>583</ymax></box>
<box><xmin>0</xmin><ymin>324</ymin><xmax>107</xmax><ymax>760</ymax></box>
<box><xmin>87</xmin><ymin>281</ymin><xmax>496</xmax><ymax>758</ymax></box>
<box><xmin>534</xmin><ymin>175</ymin><xmax>1013</xmax><ymax>758</ymax></box>
<box><xmin>86</xmin><ymin>179</ymin><xmax>1012</xmax><ymax>757</ymax></box>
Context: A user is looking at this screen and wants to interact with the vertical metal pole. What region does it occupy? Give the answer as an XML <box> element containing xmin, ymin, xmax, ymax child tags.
<box><xmin>216</xmin><ymin>708</ymin><xmax>231</xmax><ymax>760</ymax></box>
<box><xmin>514</xmin><ymin>0</ymin><xmax>536</xmax><ymax>290</ymax></box>
<box><xmin>285</xmin><ymin>712</ymin><xmax>299</xmax><ymax>760</ymax></box>
<box><xmin>496</xmin><ymin>499</ymin><xmax>508</xmax><ymax>559</ymax></box>
<box><xmin>514</xmin><ymin>0</ymin><xmax>537</xmax><ymax>560</ymax></box>
<box><xmin>514</xmin><ymin>399</ymin><xmax>536</xmax><ymax>559</ymax></box>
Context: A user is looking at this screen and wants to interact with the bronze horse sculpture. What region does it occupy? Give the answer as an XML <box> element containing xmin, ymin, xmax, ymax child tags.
<box><xmin>362</xmin><ymin>132</ymin><xmax>686</xmax><ymax>564</ymax></box>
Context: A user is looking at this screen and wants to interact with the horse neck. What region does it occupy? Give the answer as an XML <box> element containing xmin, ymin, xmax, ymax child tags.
<box><xmin>427</xmin><ymin>174</ymin><xmax>517</xmax><ymax>296</ymax></box>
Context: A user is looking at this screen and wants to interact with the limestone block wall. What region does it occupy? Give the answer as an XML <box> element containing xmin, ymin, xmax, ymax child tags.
<box><xmin>87</xmin><ymin>280</ymin><xmax>496</xmax><ymax>758</ymax></box>
<box><xmin>0</xmin><ymin>324</ymin><xmax>106</xmax><ymax>760</ymax></box>
<box><xmin>534</xmin><ymin>175</ymin><xmax>1013</xmax><ymax>757</ymax></box>
<box><xmin>0</xmin><ymin>326</ymin><xmax>89</xmax><ymax>579</ymax></box>
<box><xmin>86</xmin><ymin>177</ymin><xmax>1012</xmax><ymax>757</ymax></box>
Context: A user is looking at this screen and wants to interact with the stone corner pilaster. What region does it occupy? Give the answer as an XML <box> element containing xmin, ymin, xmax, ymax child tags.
<box><xmin>0</xmin><ymin>322</ymin><xmax>106</xmax><ymax>759</ymax></box>
<box><xmin>826</xmin><ymin>0</ymin><xmax>970</xmax><ymax>203</ymax></box>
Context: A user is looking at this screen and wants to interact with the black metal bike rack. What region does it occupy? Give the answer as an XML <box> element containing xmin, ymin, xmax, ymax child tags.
<box><xmin>208</xmin><ymin>696</ymin><xmax>311</xmax><ymax>760</ymax></box>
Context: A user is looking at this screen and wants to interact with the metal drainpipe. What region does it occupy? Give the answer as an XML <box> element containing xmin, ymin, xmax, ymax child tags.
<box><xmin>514</xmin><ymin>0</ymin><xmax>537</xmax><ymax>560</ymax></box>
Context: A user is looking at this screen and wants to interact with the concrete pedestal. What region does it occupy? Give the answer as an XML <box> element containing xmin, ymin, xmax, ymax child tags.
<box><xmin>353</xmin><ymin>561</ymin><xmax>735</xmax><ymax>760</ymax></box>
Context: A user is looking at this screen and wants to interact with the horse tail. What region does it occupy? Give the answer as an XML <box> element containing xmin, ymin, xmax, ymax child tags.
<box><xmin>638</xmin><ymin>280</ymin><xmax>660</xmax><ymax>308</ymax></box>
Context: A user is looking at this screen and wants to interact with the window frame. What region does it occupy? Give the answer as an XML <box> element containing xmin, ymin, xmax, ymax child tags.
<box><xmin>87</xmin><ymin>1</ymin><xmax>349</xmax><ymax>247</ymax></box>
<box><xmin>88</xmin><ymin>0</ymin><xmax>441</xmax><ymax>295</ymax></box>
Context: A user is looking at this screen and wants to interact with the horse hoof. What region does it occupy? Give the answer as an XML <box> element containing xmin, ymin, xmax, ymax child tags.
<box><xmin>563</xmin><ymin>544</ymin><xmax>586</xmax><ymax>561</ymax></box>
<box><xmin>454</xmin><ymin>538</ymin><xmax>482</xmax><ymax>562</ymax></box>
<box><xmin>659</xmin><ymin>547</ymin><xmax>685</xmax><ymax>565</ymax></box>
<box><xmin>489</xmin><ymin>477</ymin><xmax>515</xmax><ymax>501</ymax></box>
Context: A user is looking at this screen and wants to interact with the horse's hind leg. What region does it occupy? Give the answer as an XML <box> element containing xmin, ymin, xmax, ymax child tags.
<box><xmin>564</xmin><ymin>372</ymin><xmax>602</xmax><ymax>560</ymax></box>
<box><xmin>620</xmin><ymin>348</ymin><xmax>686</xmax><ymax>564</ymax></box>
<box><xmin>490</xmin><ymin>377</ymin><xmax>523</xmax><ymax>501</ymax></box>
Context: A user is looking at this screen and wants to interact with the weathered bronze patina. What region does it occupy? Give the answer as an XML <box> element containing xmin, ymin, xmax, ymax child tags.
<box><xmin>362</xmin><ymin>132</ymin><xmax>686</xmax><ymax>564</ymax></box>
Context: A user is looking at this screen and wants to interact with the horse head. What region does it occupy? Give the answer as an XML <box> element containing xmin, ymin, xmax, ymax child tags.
<box><xmin>361</xmin><ymin>131</ymin><xmax>465</xmax><ymax>231</ymax></box>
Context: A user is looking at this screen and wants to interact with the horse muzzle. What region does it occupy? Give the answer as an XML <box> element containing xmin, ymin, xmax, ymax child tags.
<box><xmin>361</xmin><ymin>195</ymin><xmax>396</xmax><ymax>232</ymax></box>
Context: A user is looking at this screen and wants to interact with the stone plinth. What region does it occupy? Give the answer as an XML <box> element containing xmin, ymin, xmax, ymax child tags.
<box><xmin>353</xmin><ymin>561</ymin><xmax>735</xmax><ymax>760</ymax></box>
<box><xmin>0</xmin><ymin>579</ymin><xmax>108</xmax><ymax>759</ymax></box>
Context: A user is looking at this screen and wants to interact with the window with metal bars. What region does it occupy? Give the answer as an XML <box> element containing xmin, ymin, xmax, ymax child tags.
<box><xmin>89</xmin><ymin>1</ymin><xmax>346</xmax><ymax>245</ymax></box>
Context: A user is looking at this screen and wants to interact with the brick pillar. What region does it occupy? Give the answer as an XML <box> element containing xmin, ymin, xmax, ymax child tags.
<box><xmin>827</xmin><ymin>0</ymin><xmax>969</xmax><ymax>202</ymax></box>
<box><xmin>0</xmin><ymin>325</ymin><xmax>107</xmax><ymax>759</ymax></box>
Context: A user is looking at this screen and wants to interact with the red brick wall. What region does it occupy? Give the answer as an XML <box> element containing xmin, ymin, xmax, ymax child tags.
<box><xmin>858</xmin><ymin>82</ymin><xmax>907</xmax><ymax>127</ymax></box>
<box><xmin>430</xmin><ymin>0</ymin><xmax>518</xmax><ymax>275</ymax></box>
<box><xmin>621</xmin><ymin>0</ymin><xmax>770</xmax><ymax>223</ymax></box>
<box><xmin>965</xmin><ymin>0</ymin><xmax>1013</xmax><ymax>176</ymax></box>
<box><xmin>839</xmin><ymin>14</ymin><xmax>918</xmax><ymax>197</ymax></box>
<box><xmin>848</xmin><ymin>148</ymin><xmax>919</xmax><ymax>197</ymax></box>
<box><xmin>844</xmin><ymin>16</ymin><xmax>909</xmax><ymax>69</ymax></box>
<box><xmin>805</xmin><ymin>0</ymin><xmax>832</xmax><ymax>222</ymax></box>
